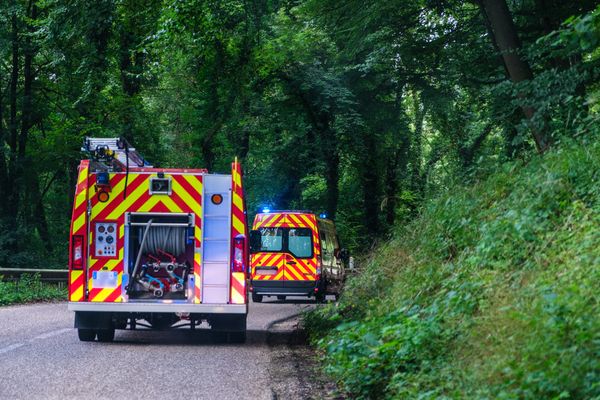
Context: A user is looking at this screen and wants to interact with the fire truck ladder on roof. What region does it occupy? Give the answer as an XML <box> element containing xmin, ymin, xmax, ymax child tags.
<box><xmin>82</xmin><ymin>137</ymin><xmax>153</xmax><ymax>171</ymax></box>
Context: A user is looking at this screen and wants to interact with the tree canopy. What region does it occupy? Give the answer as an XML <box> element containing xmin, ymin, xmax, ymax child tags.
<box><xmin>1</xmin><ymin>0</ymin><xmax>599</xmax><ymax>266</ymax></box>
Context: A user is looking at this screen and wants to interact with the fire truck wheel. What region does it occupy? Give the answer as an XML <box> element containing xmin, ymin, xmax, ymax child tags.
<box><xmin>252</xmin><ymin>293</ymin><xmax>263</xmax><ymax>303</ymax></box>
<box><xmin>96</xmin><ymin>329</ymin><xmax>115</xmax><ymax>342</ymax></box>
<box><xmin>78</xmin><ymin>329</ymin><xmax>96</xmax><ymax>342</ymax></box>
<box><xmin>228</xmin><ymin>331</ymin><xmax>246</xmax><ymax>344</ymax></box>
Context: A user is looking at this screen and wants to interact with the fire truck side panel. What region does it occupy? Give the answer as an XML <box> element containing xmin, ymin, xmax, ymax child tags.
<box><xmin>68</xmin><ymin>160</ymin><xmax>90</xmax><ymax>302</ymax></box>
<box><xmin>230</xmin><ymin>160</ymin><xmax>248</xmax><ymax>304</ymax></box>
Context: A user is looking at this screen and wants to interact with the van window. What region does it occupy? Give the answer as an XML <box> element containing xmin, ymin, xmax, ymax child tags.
<box><xmin>258</xmin><ymin>227</ymin><xmax>283</xmax><ymax>251</ymax></box>
<box><xmin>253</xmin><ymin>227</ymin><xmax>313</xmax><ymax>258</ymax></box>
<box><xmin>288</xmin><ymin>228</ymin><xmax>312</xmax><ymax>258</ymax></box>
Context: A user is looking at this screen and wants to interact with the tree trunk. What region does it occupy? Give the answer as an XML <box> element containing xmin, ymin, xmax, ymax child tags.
<box><xmin>0</xmin><ymin>76</ymin><xmax>7</xmax><ymax>213</ymax></box>
<box><xmin>6</xmin><ymin>9</ymin><xmax>20</xmax><ymax>225</ymax></box>
<box><xmin>361</xmin><ymin>134</ymin><xmax>380</xmax><ymax>236</ymax></box>
<box><xmin>19</xmin><ymin>2</ymin><xmax>36</xmax><ymax>159</ymax></box>
<box><xmin>32</xmin><ymin>174</ymin><xmax>53</xmax><ymax>253</ymax></box>
<box><xmin>324</xmin><ymin>141</ymin><xmax>339</xmax><ymax>219</ymax></box>
<box><xmin>480</xmin><ymin>0</ymin><xmax>550</xmax><ymax>153</ymax></box>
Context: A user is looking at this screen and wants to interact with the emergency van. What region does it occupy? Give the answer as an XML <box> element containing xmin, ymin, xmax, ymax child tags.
<box><xmin>249</xmin><ymin>211</ymin><xmax>347</xmax><ymax>302</ymax></box>
<box><xmin>68</xmin><ymin>137</ymin><xmax>249</xmax><ymax>342</ymax></box>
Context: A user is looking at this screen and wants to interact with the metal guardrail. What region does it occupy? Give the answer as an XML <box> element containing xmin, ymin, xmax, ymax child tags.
<box><xmin>0</xmin><ymin>268</ymin><xmax>68</xmax><ymax>283</ymax></box>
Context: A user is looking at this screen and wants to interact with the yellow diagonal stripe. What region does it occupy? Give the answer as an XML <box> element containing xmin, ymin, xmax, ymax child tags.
<box><xmin>78</xmin><ymin>167</ymin><xmax>88</xmax><ymax>185</ymax></box>
<box><xmin>233</xmin><ymin>214</ymin><xmax>245</xmax><ymax>236</ymax></box>
<box><xmin>172</xmin><ymin>178</ymin><xmax>201</xmax><ymax>217</ymax></box>
<box><xmin>91</xmin><ymin>273</ymin><xmax>122</xmax><ymax>302</ymax></box>
<box><xmin>106</xmin><ymin>178</ymin><xmax>149</xmax><ymax>219</ymax></box>
<box><xmin>72</xmin><ymin>213</ymin><xmax>86</xmax><ymax>235</ymax></box>
<box><xmin>232</xmin><ymin>191</ymin><xmax>243</xmax><ymax>213</ymax></box>
<box><xmin>75</xmin><ymin>188</ymin><xmax>87</xmax><ymax>209</ymax></box>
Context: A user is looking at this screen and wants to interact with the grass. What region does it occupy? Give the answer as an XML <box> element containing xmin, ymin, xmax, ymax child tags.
<box><xmin>0</xmin><ymin>273</ymin><xmax>67</xmax><ymax>306</ymax></box>
<box><xmin>304</xmin><ymin>137</ymin><xmax>600</xmax><ymax>399</ymax></box>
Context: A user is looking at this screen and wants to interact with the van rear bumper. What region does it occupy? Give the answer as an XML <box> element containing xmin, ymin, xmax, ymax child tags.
<box><xmin>68</xmin><ymin>301</ymin><xmax>247</xmax><ymax>314</ymax></box>
<box><xmin>251</xmin><ymin>280</ymin><xmax>318</xmax><ymax>296</ymax></box>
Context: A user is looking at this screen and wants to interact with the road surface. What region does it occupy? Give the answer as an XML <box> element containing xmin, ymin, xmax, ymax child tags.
<box><xmin>0</xmin><ymin>297</ymin><xmax>323</xmax><ymax>400</ymax></box>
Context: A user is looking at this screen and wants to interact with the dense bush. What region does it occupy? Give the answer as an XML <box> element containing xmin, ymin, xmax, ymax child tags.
<box><xmin>0</xmin><ymin>273</ymin><xmax>66</xmax><ymax>306</ymax></box>
<box><xmin>305</xmin><ymin>137</ymin><xmax>600</xmax><ymax>399</ymax></box>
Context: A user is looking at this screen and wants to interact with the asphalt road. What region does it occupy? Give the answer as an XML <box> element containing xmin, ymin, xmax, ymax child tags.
<box><xmin>0</xmin><ymin>297</ymin><xmax>319</xmax><ymax>400</ymax></box>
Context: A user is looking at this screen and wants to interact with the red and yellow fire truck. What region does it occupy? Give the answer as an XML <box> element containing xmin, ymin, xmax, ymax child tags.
<box><xmin>249</xmin><ymin>210</ymin><xmax>347</xmax><ymax>302</ymax></box>
<box><xmin>68</xmin><ymin>138</ymin><xmax>248</xmax><ymax>342</ymax></box>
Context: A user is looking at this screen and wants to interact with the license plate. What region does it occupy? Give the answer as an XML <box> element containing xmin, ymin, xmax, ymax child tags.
<box><xmin>256</xmin><ymin>268</ymin><xmax>277</xmax><ymax>275</ymax></box>
<box><xmin>92</xmin><ymin>270</ymin><xmax>118</xmax><ymax>288</ymax></box>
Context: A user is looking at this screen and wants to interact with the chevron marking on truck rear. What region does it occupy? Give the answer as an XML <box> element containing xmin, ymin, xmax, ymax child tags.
<box><xmin>194</xmin><ymin>252</ymin><xmax>202</xmax><ymax>303</ymax></box>
<box><xmin>231</xmin><ymin>272</ymin><xmax>245</xmax><ymax>304</ymax></box>
<box><xmin>230</xmin><ymin>160</ymin><xmax>247</xmax><ymax>304</ymax></box>
<box><xmin>68</xmin><ymin>161</ymin><xmax>90</xmax><ymax>302</ymax></box>
<box><xmin>86</xmin><ymin>172</ymin><xmax>203</xmax><ymax>303</ymax></box>
<box><xmin>69</xmin><ymin>270</ymin><xmax>84</xmax><ymax>302</ymax></box>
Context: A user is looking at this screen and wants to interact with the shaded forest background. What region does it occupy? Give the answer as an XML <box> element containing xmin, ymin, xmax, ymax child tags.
<box><xmin>0</xmin><ymin>0</ymin><xmax>599</xmax><ymax>268</ymax></box>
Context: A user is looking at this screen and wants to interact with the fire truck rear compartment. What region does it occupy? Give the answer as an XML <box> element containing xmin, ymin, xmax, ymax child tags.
<box><xmin>126</xmin><ymin>213</ymin><xmax>195</xmax><ymax>300</ymax></box>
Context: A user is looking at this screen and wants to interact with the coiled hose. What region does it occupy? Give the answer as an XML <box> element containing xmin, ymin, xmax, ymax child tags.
<box><xmin>141</xmin><ymin>226</ymin><xmax>187</xmax><ymax>256</ymax></box>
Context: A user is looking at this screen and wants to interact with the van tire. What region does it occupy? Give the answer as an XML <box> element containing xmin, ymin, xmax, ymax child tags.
<box><xmin>97</xmin><ymin>329</ymin><xmax>115</xmax><ymax>343</ymax></box>
<box><xmin>252</xmin><ymin>293</ymin><xmax>263</xmax><ymax>303</ymax></box>
<box><xmin>315</xmin><ymin>291</ymin><xmax>326</xmax><ymax>303</ymax></box>
<box><xmin>78</xmin><ymin>329</ymin><xmax>96</xmax><ymax>342</ymax></box>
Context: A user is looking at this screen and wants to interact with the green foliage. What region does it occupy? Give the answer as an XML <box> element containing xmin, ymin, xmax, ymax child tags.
<box><xmin>0</xmin><ymin>274</ymin><xmax>66</xmax><ymax>306</ymax></box>
<box><xmin>305</xmin><ymin>137</ymin><xmax>600</xmax><ymax>399</ymax></box>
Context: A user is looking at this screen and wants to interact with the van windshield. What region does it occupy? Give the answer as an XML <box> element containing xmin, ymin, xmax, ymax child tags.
<box><xmin>255</xmin><ymin>227</ymin><xmax>313</xmax><ymax>258</ymax></box>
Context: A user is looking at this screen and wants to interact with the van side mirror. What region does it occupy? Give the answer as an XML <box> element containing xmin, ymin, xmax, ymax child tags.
<box><xmin>249</xmin><ymin>230</ymin><xmax>261</xmax><ymax>253</ymax></box>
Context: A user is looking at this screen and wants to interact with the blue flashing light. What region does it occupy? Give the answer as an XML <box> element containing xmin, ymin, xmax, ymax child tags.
<box><xmin>319</xmin><ymin>213</ymin><xmax>328</xmax><ymax>219</ymax></box>
<box><xmin>97</xmin><ymin>172</ymin><xmax>110</xmax><ymax>185</ymax></box>
<box><xmin>262</xmin><ymin>207</ymin><xmax>271</xmax><ymax>213</ymax></box>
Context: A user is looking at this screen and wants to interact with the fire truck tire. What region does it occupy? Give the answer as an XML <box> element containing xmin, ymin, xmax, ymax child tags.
<box><xmin>252</xmin><ymin>293</ymin><xmax>263</xmax><ymax>303</ymax></box>
<box><xmin>96</xmin><ymin>329</ymin><xmax>115</xmax><ymax>342</ymax></box>
<box><xmin>78</xmin><ymin>329</ymin><xmax>96</xmax><ymax>342</ymax></box>
<box><xmin>228</xmin><ymin>331</ymin><xmax>246</xmax><ymax>344</ymax></box>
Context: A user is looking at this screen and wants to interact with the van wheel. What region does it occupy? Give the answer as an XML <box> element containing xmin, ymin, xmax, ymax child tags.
<box><xmin>277</xmin><ymin>295</ymin><xmax>286</xmax><ymax>301</ymax></box>
<box><xmin>96</xmin><ymin>329</ymin><xmax>115</xmax><ymax>343</ymax></box>
<box><xmin>78</xmin><ymin>329</ymin><xmax>96</xmax><ymax>342</ymax></box>
<box><xmin>315</xmin><ymin>292</ymin><xmax>326</xmax><ymax>303</ymax></box>
<box><xmin>252</xmin><ymin>293</ymin><xmax>263</xmax><ymax>303</ymax></box>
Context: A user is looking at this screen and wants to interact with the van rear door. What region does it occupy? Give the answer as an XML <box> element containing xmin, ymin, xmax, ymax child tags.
<box><xmin>251</xmin><ymin>227</ymin><xmax>285</xmax><ymax>288</ymax></box>
<box><xmin>283</xmin><ymin>227</ymin><xmax>317</xmax><ymax>283</ymax></box>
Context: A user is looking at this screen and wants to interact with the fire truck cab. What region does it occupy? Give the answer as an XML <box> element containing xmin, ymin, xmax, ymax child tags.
<box><xmin>67</xmin><ymin>138</ymin><xmax>249</xmax><ymax>342</ymax></box>
<box><xmin>249</xmin><ymin>211</ymin><xmax>347</xmax><ymax>302</ymax></box>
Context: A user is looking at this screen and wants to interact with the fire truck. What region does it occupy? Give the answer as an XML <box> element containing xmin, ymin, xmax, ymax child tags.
<box><xmin>68</xmin><ymin>138</ymin><xmax>249</xmax><ymax>342</ymax></box>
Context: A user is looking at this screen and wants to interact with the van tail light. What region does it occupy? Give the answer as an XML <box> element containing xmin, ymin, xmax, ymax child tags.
<box><xmin>71</xmin><ymin>235</ymin><xmax>84</xmax><ymax>269</ymax></box>
<box><xmin>232</xmin><ymin>235</ymin><xmax>245</xmax><ymax>273</ymax></box>
<box><xmin>316</xmin><ymin>255</ymin><xmax>322</xmax><ymax>278</ymax></box>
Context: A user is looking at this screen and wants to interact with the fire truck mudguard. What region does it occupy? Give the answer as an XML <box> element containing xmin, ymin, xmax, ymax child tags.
<box><xmin>67</xmin><ymin>137</ymin><xmax>249</xmax><ymax>341</ymax></box>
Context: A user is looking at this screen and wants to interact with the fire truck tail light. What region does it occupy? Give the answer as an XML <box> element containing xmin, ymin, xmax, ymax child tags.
<box><xmin>232</xmin><ymin>236</ymin><xmax>245</xmax><ymax>273</ymax></box>
<box><xmin>72</xmin><ymin>235</ymin><xmax>84</xmax><ymax>269</ymax></box>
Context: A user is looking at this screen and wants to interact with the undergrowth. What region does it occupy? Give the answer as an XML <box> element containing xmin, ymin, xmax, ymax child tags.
<box><xmin>0</xmin><ymin>273</ymin><xmax>66</xmax><ymax>306</ymax></box>
<box><xmin>305</xmin><ymin>137</ymin><xmax>600</xmax><ymax>399</ymax></box>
